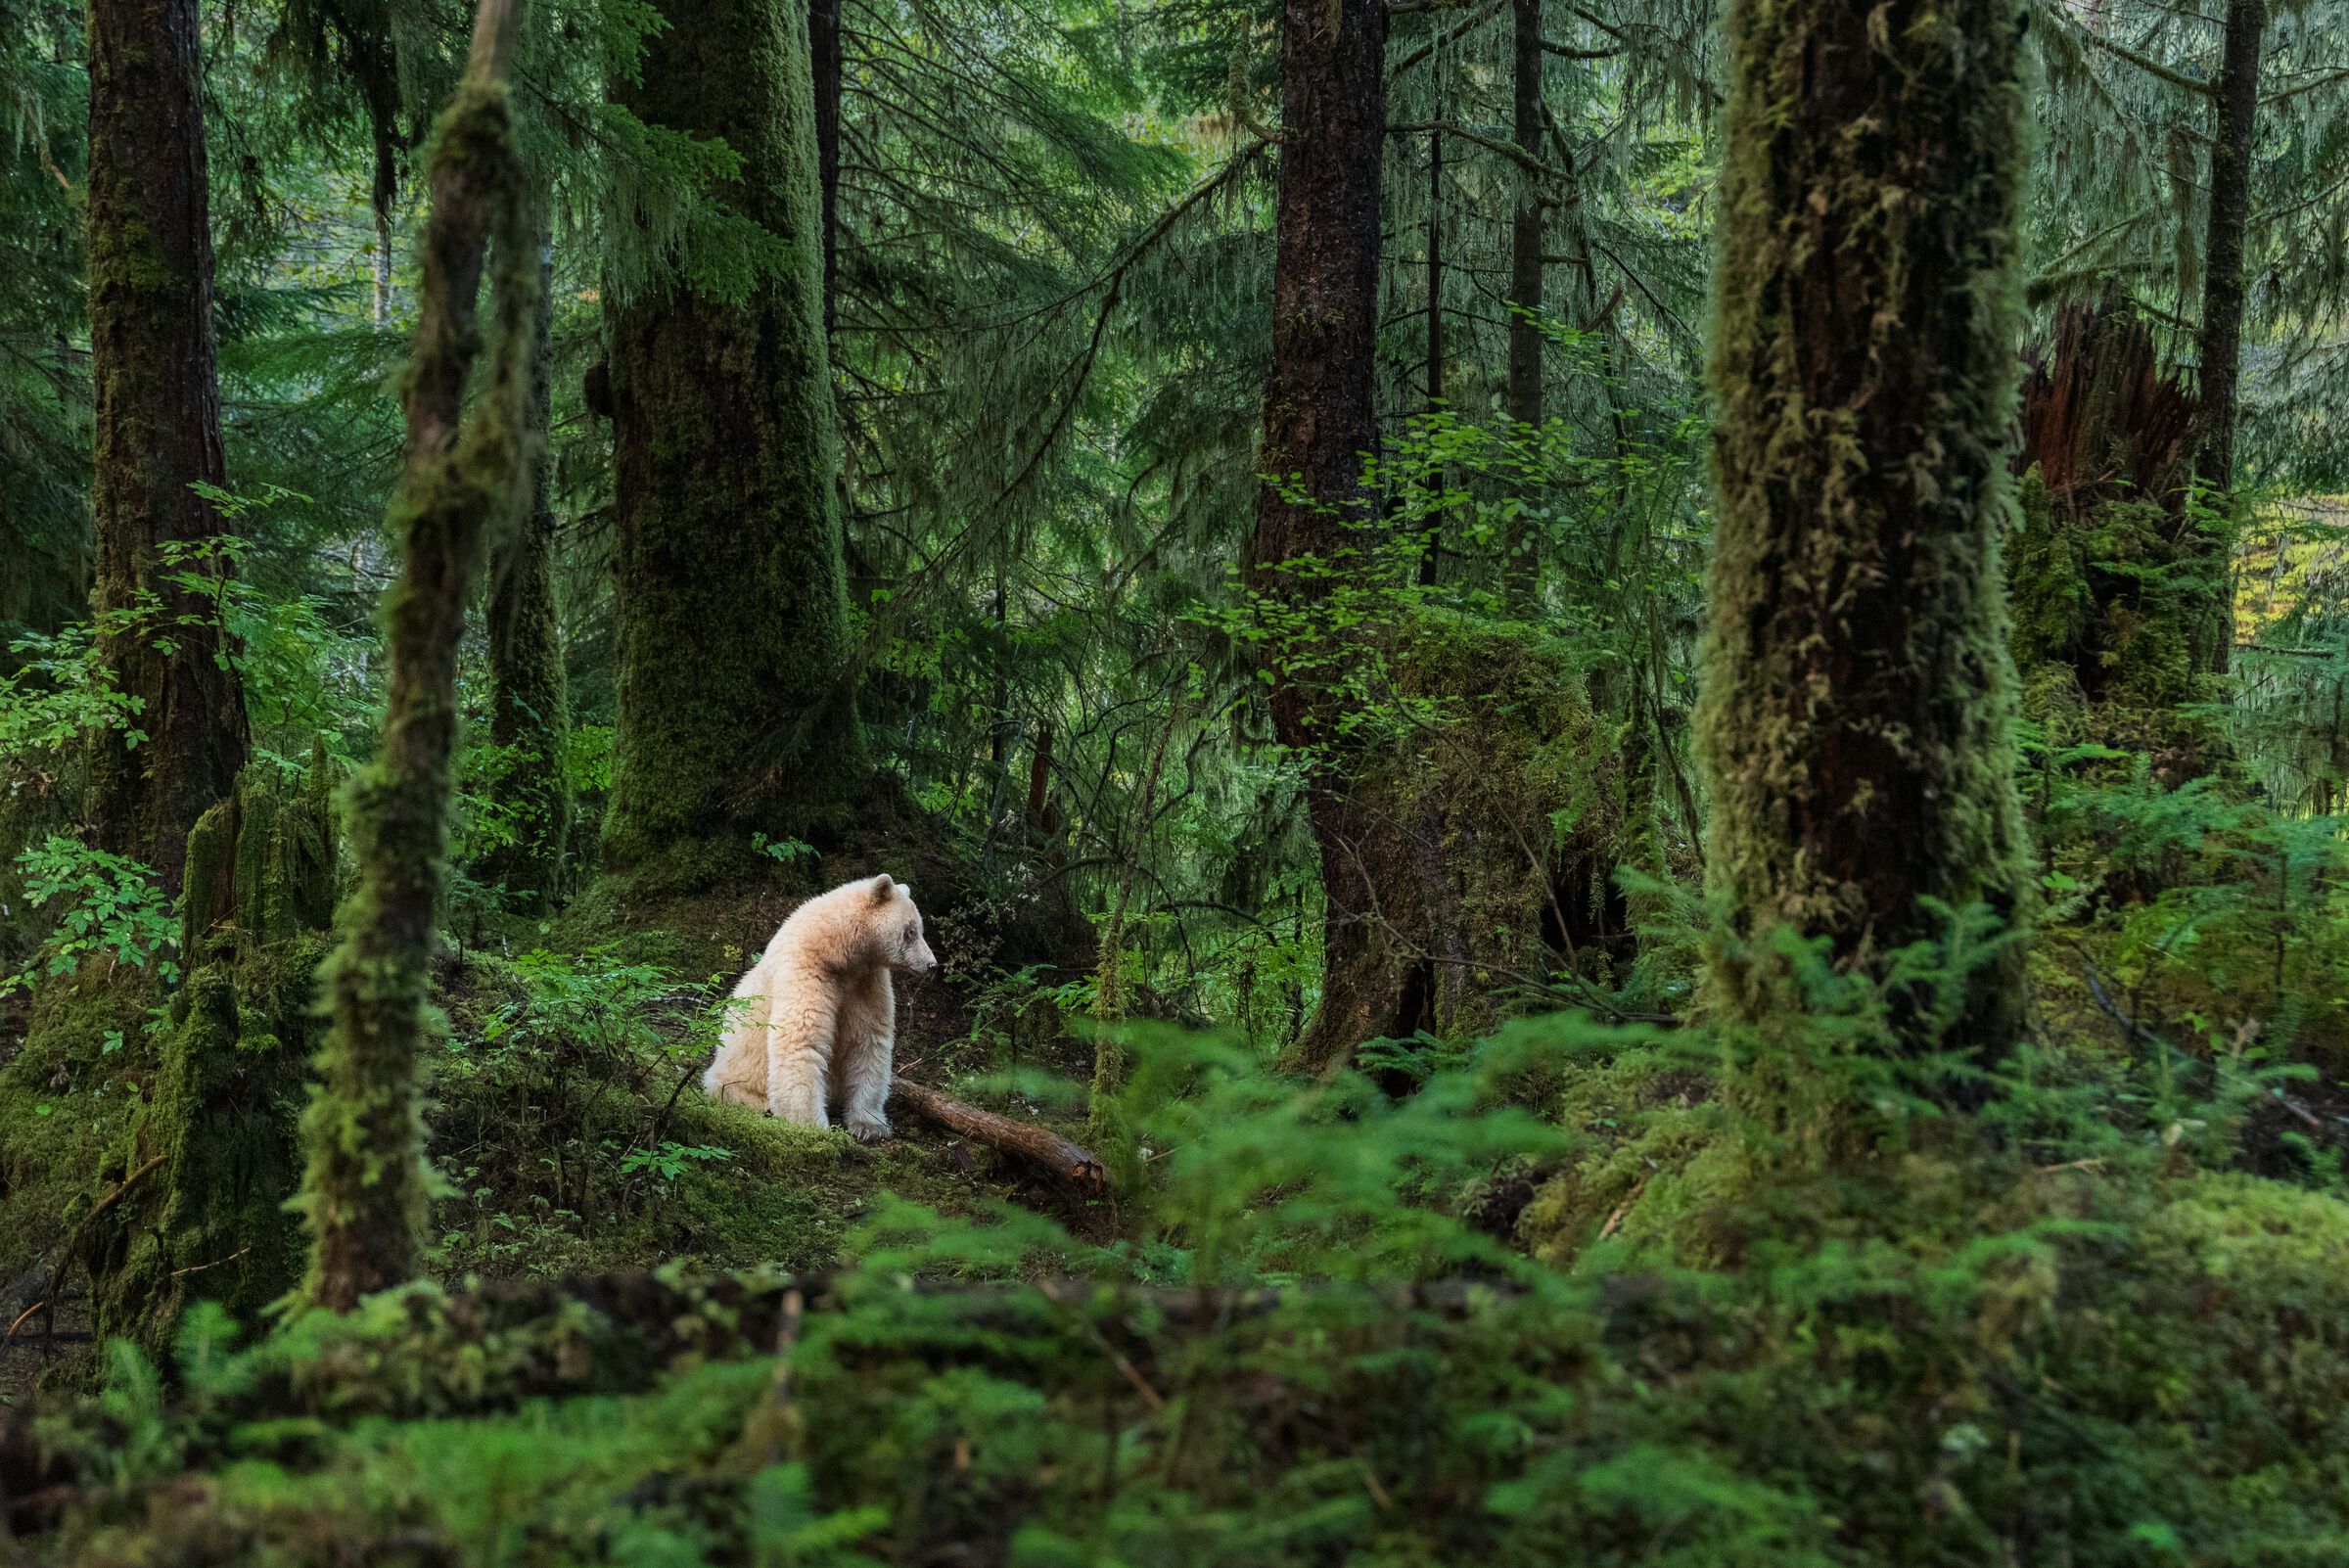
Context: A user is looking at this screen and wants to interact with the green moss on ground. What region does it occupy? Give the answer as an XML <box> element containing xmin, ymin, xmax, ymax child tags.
<box><xmin>15</xmin><ymin>1144</ymin><xmax>2347</xmax><ymax>1565</ymax></box>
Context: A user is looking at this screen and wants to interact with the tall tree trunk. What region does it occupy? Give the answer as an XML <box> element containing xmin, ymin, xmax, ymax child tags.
<box><xmin>84</xmin><ymin>0</ymin><xmax>246</xmax><ymax>893</ymax></box>
<box><xmin>1502</xmin><ymin>0</ymin><xmax>1543</xmax><ymax>603</ymax></box>
<box><xmin>810</xmin><ymin>0</ymin><xmax>844</xmax><ymax>339</ymax></box>
<box><xmin>1246</xmin><ymin>0</ymin><xmax>1388</xmax><ymax>1070</ymax></box>
<box><xmin>1699</xmin><ymin>0</ymin><xmax>2033</xmax><ymax>1055</ymax></box>
<box><xmin>1418</xmin><ymin>126</ymin><xmax>1443</xmax><ymax>588</ymax></box>
<box><xmin>2193</xmin><ymin>0</ymin><xmax>2262</xmax><ymax>673</ymax></box>
<box><xmin>480</xmin><ymin>215</ymin><xmax>573</xmax><ymax>912</ymax></box>
<box><xmin>601</xmin><ymin>0</ymin><xmax>866</xmax><ymax>888</ymax></box>
<box><xmin>299</xmin><ymin>0</ymin><xmax>534</xmax><ymax>1312</ymax></box>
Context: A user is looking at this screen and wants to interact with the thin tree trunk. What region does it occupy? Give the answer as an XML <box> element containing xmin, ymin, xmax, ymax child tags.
<box><xmin>2192</xmin><ymin>0</ymin><xmax>2263</xmax><ymax>676</ymax></box>
<box><xmin>299</xmin><ymin>0</ymin><xmax>535</xmax><ymax>1312</ymax></box>
<box><xmin>1246</xmin><ymin>0</ymin><xmax>1388</xmax><ymax>1071</ymax></box>
<box><xmin>1699</xmin><ymin>0</ymin><xmax>2034</xmax><ymax>1056</ymax></box>
<box><xmin>1502</xmin><ymin>0</ymin><xmax>1543</xmax><ymax>603</ymax></box>
<box><xmin>373</xmin><ymin>135</ymin><xmax>398</xmax><ymax>328</ymax></box>
<box><xmin>84</xmin><ymin>0</ymin><xmax>246</xmax><ymax>893</ymax></box>
<box><xmin>1426</xmin><ymin>129</ymin><xmax>1444</xmax><ymax>420</ymax></box>
<box><xmin>481</xmin><ymin>214</ymin><xmax>573</xmax><ymax>912</ymax></box>
<box><xmin>1418</xmin><ymin>128</ymin><xmax>1442</xmax><ymax>588</ymax></box>
<box><xmin>602</xmin><ymin>0</ymin><xmax>866</xmax><ymax>887</ymax></box>
<box><xmin>810</xmin><ymin>0</ymin><xmax>844</xmax><ymax>339</ymax></box>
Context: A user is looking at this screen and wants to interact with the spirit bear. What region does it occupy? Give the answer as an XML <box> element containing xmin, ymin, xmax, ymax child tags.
<box><xmin>702</xmin><ymin>872</ymin><xmax>939</xmax><ymax>1139</ymax></box>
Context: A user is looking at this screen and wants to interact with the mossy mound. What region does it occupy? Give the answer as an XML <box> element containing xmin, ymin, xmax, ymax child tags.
<box><xmin>2</xmin><ymin>767</ymin><xmax>336</xmax><ymax>1389</ymax></box>
<box><xmin>416</xmin><ymin>946</ymin><xmax>1035</xmax><ymax>1282</ymax></box>
<box><xmin>0</xmin><ymin>962</ymin><xmax>159</xmax><ymax>1298</ymax></box>
<box><xmin>12</xmin><ymin>1152</ymin><xmax>2347</xmax><ymax>1565</ymax></box>
<box><xmin>2010</xmin><ymin>468</ymin><xmax>2231</xmax><ymax>775</ymax></box>
<box><xmin>1292</xmin><ymin>609</ymin><xmax>1632</xmax><ymax>1069</ymax></box>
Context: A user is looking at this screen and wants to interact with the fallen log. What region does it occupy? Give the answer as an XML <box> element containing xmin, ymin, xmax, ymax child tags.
<box><xmin>890</xmin><ymin>1074</ymin><xmax>1106</xmax><ymax>1189</ymax></box>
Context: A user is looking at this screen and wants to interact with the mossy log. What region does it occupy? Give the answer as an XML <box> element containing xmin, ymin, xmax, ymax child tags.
<box><xmin>890</xmin><ymin>1075</ymin><xmax>1106</xmax><ymax>1189</ymax></box>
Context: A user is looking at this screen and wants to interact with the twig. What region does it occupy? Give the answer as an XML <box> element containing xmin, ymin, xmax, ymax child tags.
<box><xmin>169</xmin><ymin>1246</ymin><xmax>253</xmax><ymax>1280</ymax></box>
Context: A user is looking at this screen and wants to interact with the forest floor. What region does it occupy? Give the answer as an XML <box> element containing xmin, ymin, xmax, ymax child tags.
<box><xmin>0</xmin><ymin>868</ymin><xmax>1113</xmax><ymax>1405</ymax></box>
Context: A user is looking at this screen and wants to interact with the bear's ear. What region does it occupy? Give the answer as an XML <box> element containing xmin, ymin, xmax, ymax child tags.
<box><xmin>868</xmin><ymin>873</ymin><xmax>896</xmax><ymax>904</ymax></box>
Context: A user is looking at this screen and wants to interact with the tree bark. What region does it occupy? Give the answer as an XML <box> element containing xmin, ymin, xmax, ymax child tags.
<box><xmin>1699</xmin><ymin>0</ymin><xmax>2034</xmax><ymax>1056</ymax></box>
<box><xmin>2194</xmin><ymin>0</ymin><xmax>2263</xmax><ymax>526</ymax></box>
<box><xmin>299</xmin><ymin>0</ymin><xmax>534</xmax><ymax>1312</ymax></box>
<box><xmin>810</xmin><ymin>0</ymin><xmax>844</xmax><ymax>339</ymax></box>
<box><xmin>1502</xmin><ymin>0</ymin><xmax>1543</xmax><ymax>603</ymax></box>
<box><xmin>84</xmin><ymin>0</ymin><xmax>246</xmax><ymax>893</ymax></box>
<box><xmin>601</xmin><ymin>0</ymin><xmax>867</xmax><ymax>888</ymax></box>
<box><xmin>481</xmin><ymin>215</ymin><xmax>573</xmax><ymax>912</ymax></box>
<box><xmin>1245</xmin><ymin>0</ymin><xmax>1388</xmax><ymax>1072</ymax></box>
<box><xmin>2195</xmin><ymin>0</ymin><xmax>2263</xmax><ymax>494</ymax></box>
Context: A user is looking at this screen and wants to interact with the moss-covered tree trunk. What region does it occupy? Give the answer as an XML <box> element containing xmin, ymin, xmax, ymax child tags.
<box><xmin>299</xmin><ymin>0</ymin><xmax>535</xmax><ymax>1312</ymax></box>
<box><xmin>1246</xmin><ymin>0</ymin><xmax>1390</xmax><ymax>1070</ymax></box>
<box><xmin>83</xmin><ymin>0</ymin><xmax>246</xmax><ymax>894</ymax></box>
<box><xmin>599</xmin><ymin>0</ymin><xmax>866</xmax><ymax>891</ymax></box>
<box><xmin>480</xmin><ymin>217</ymin><xmax>573</xmax><ymax>912</ymax></box>
<box><xmin>2195</xmin><ymin>0</ymin><xmax>2264</xmax><ymax>507</ymax></box>
<box><xmin>1698</xmin><ymin>0</ymin><xmax>2033</xmax><ymax>1053</ymax></box>
<box><xmin>86</xmin><ymin>768</ymin><xmax>335</xmax><ymax>1356</ymax></box>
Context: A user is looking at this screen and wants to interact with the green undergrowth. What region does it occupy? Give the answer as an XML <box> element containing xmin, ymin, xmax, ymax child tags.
<box><xmin>0</xmin><ymin>964</ymin><xmax>160</xmax><ymax>1294</ymax></box>
<box><xmin>11</xmin><ymin>972</ymin><xmax>2349</xmax><ymax>1565</ymax></box>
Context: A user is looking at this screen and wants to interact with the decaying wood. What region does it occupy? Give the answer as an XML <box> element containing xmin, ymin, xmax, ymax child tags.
<box><xmin>891</xmin><ymin>1075</ymin><xmax>1106</xmax><ymax>1189</ymax></box>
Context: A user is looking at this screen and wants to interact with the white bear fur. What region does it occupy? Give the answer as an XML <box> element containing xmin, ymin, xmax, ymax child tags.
<box><xmin>701</xmin><ymin>872</ymin><xmax>939</xmax><ymax>1140</ymax></box>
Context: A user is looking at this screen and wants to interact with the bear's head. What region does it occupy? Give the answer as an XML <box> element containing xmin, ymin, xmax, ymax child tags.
<box><xmin>865</xmin><ymin>873</ymin><xmax>939</xmax><ymax>978</ymax></box>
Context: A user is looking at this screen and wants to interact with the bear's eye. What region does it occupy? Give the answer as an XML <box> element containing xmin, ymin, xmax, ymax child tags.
<box><xmin>903</xmin><ymin>924</ymin><xmax>917</xmax><ymax>945</ymax></box>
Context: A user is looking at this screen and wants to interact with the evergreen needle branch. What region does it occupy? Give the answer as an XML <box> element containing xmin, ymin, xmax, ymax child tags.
<box><xmin>1389</xmin><ymin>120</ymin><xmax>1568</xmax><ymax>180</ymax></box>
<box><xmin>2037</xmin><ymin>0</ymin><xmax>2214</xmax><ymax>96</ymax></box>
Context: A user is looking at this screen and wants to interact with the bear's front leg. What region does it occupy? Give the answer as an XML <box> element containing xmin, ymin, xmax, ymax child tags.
<box><xmin>764</xmin><ymin>991</ymin><xmax>834</xmax><ymax>1128</ymax></box>
<box><xmin>835</xmin><ymin>971</ymin><xmax>896</xmax><ymax>1142</ymax></box>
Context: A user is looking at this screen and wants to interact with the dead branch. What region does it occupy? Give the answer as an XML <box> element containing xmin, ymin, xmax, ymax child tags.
<box><xmin>891</xmin><ymin>1075</ymin><xmax>1107</xmax><ymax>1189</ymax></box>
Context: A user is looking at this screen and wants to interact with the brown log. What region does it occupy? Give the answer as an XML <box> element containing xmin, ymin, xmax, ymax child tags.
<box><xmin>890</xmin><ymin>1075</ymin><xmax>1105</xmax><ymax>1189</ymax></box>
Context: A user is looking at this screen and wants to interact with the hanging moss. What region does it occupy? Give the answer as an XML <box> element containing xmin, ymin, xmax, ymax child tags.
<box><xmin>598</xmin><ymin>0</ymin><xmax>867</xmax><ymax>894</ymax></box>
<box><xmin>1697</xmin><ymin>0</ymin><xmax>2036</xmax><ymax>1057</ymax></box>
